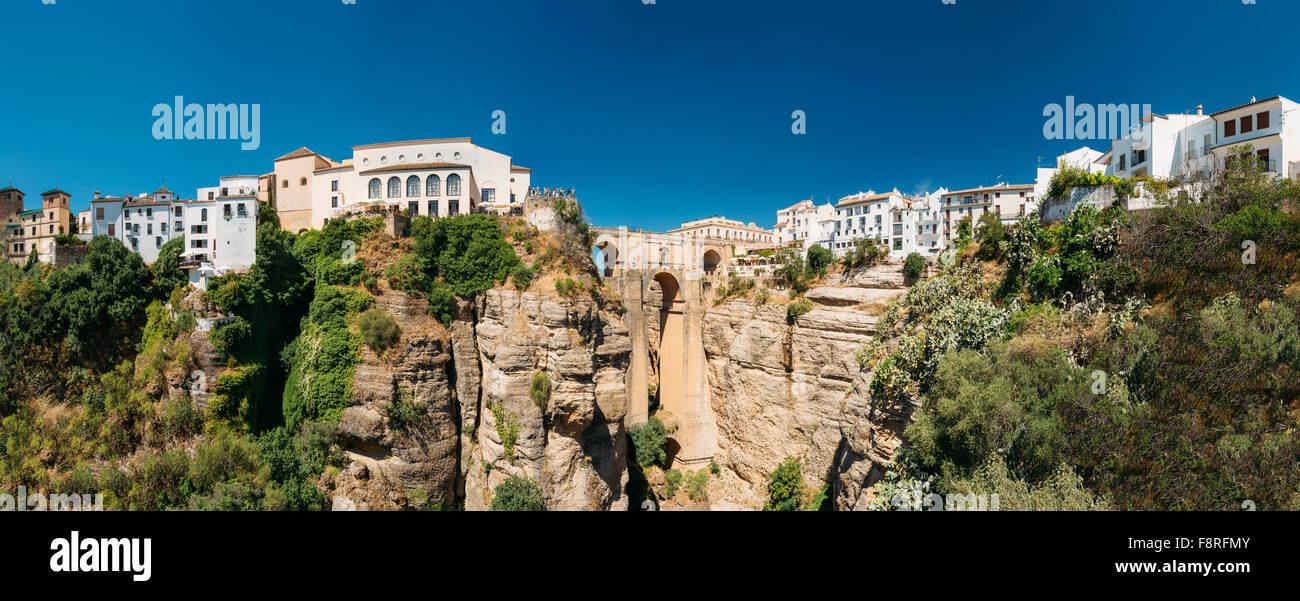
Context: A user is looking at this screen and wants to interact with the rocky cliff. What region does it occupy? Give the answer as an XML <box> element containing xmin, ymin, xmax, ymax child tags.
<box><xmin>462</xmin><ymin>289</ymin><xmax>631</xmax><ymax>511</ymax></box>
<box><xmin>701</xmin><ymin>264</ymin><xmax>913</xmax><ymax>510</ymax></box>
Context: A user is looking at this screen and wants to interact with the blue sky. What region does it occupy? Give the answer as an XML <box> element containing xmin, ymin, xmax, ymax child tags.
<box><xmin>1</xmin><ymin>0</ymin><xmax>1297</xmax><ymax>232</ymax></box>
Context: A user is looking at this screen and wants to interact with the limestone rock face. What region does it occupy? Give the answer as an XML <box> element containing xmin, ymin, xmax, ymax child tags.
<box><xmin>702</xmin><ymin>283</ymin><xmax>907</xmax><ymax>510</ymax></box>
<box><xmin>333</xmin><ymin>288</ymin><xmax>460</xmax><ymax>511</ymax></box>
<box><xmin>463</xmin><ymin>289</ymin><xmax>631</xmax><ymax>511</ymax></box>
<box><xmin>822</xmin><ymin>261</ymin><xmax>907</xmax><ymax>289</ymax></box>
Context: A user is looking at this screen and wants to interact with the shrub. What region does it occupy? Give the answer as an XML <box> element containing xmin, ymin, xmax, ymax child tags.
<box><xmin>627</xmin><ymin>417</ymin><xmax>668</xmax><ymax>467</ymax></box>
<box><xmin>511</xmin><ymin>264</ymin><xmax>533</xmax><ymax>291</ymax></box>
<box><xmin>384</xmin><ymin>255</ymin><xmax>431</xmax><ymax>295</ymax></box>
<box><xmin>387</xmin><ymin>390</ymin><xmax>423</xmax><ymax>430</ymax></box>
<box><xmin>664</xmin><ymin>468</ymin><xmax>683</xmax><ymax>497</ymax></box>
<box><xmin>555</xmin><ymin>277</ymin><xmax>578</xmax><ymax>298</ymax></box>
<box><xmin>210</xmin><ymin>316</ymin><xmax>253</xmax><ymax>360</ymax></box>
<box><xmin>806</xmin><ymin>244</ymin><xmax>832</xmax><ymax>276</ymax></box>
<box><xmin>491</xmin><ymin>475</ymin><xmax>545</xmax><ymax>511</ymax></box>
<box><xmin>903</xmin><ymin>252</ymin><xmax>926</xmax><ymax>279</ymax></box>
<box><xmin>529</xmin><ymin>371</ymin><xmax>551</xmax><ymax>411</ymax></box>
<box><xmin>764</xmin><ymin>456</ymin><xmax>805</xmax><ymax>511</ymax></box>
<box><xmin>427</xmin><ymin>280</ymin><xmax>457</xmax><ymax>325</ymax></box>
<box><xmin>490</xmin><ymin>403</ymin><xmax>521</xmax><ymax>463</ymax></box>
<box><xmin>841</xmin><ymin>238</ymin><xmax>886</xmax><ymax>269</ymax></box>
<box><xmin>358</xmin><ymin>307</ymin><xmax>401</xmax><ymax>353</ymax></box>
<box><xmin>787</xmin><ymin>298</ymin><xmax>812</xmax><ymax>320</ymax></box>
<box><xmin>685</xmin><ymin>469</ymin><xmax>709</xmax><ymax>501</ymax></box>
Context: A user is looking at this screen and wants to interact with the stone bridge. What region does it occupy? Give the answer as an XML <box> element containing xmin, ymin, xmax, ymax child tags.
<box><xmin>591</xmin><ymin>226</ymin><xmax>730</xmax><ymax>471</ymax></box>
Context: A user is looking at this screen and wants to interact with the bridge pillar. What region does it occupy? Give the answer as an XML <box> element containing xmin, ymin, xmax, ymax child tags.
<box><xmin>624</xmin><ymin>269</ymin><xmax>649</xmax><ymax>426</ymax></box>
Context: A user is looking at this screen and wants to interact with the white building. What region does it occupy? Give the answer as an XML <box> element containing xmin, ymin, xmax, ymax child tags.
<box><xmin>91</xmin><ymin>186</ymin><xmax>179</xmax><ymax>264</ymax></box>
<box><xmin>830</xmin><ymin>189</ymin><xmax>948</xmax><ymax>259</ymax></box>
<box><xmin>90</xmin><ymin>181</ymin><xmax>256</xmax><ymax>290</ymax></box>
<box><xmin>773</xmin><ymin>199</ymin><xmax>836</xmax><ymax>250</ymax></box>
<box><xmin>1093</xmin><ymin>96</ymin><xmax>1300</xmax><ymax>184</ymax></box>
<box><xmin>1207</xmin><ymin>96</ymin><xmax>1300</xmax><ymax>180</ymax></box>
<box><xmin>266</xmin><ymin>138</ymin><xmax>532</xmax><ymax>232</ymax></box>
<box><xmin>939</xmin><ymin>183</ymin><xmax>1035</xmax><ymax>244</ymax></box>
<box><xmin>1034</xmin><ymin>146</ymin><xmax>1106</xmax><ymax>201</ymax></box>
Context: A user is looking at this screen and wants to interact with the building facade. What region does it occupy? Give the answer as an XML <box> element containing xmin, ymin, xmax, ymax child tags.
<box><xmin>90</xmin><ymin>181</ymin><xmax>256</xmax><ymax>289</ymax></box>
<box><xmin>265</xmin><ymin>138</ymin><xmax>532</xmax><ymax>233</ymax></box>
<box><xmin>667</xmin><ymin>216</ymin><xmax>773</xmax><ymax>248</ymax></box>
<box><xmin>773</xmin><ymin>199</ymin><xmax>836</xmax><ymax>249</ymax></box>
<box><xmin>2</xmin><ymin>188</ymin><xmax>73</xmax><ymax>264</ymax></box>
<box><xmin>940</xmin><ymin>183</ymin><xmax>1035</xmax><ymax>244</ymax></box>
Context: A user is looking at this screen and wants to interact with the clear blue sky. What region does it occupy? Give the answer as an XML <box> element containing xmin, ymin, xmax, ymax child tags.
<box><xmin>1</xmin><ymin>0</ymin><xmax>1296</xmax><ymax>232</ymax></box>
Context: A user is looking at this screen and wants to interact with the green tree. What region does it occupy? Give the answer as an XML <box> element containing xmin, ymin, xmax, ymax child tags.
<box><xmin>627</xmin><ymin>416</ymin><xmax>668</xmax><ymax>467</ymax></box>
<box><xmin>764</xmin><ymin>456</ymin><xmax>805</xmax><ymax>511</ymax></box>
<box><xmin>903</xmin><ymin>252</ymin><xmax>926</xmax><ymax>279</ymax></box>
<box><xmin>491</xmin><ymin>475</ymin><xmax>545</xmax><ymax>511</ymax></box>
<box><xmin>152</xmin><ymin>236</ymin><xmax>187</xmax><ymax>298</ymax></box>
<box><xmin>806</xmin><ymin>244</ymin><xmax>832</xmax><ymax>276</ymax></box>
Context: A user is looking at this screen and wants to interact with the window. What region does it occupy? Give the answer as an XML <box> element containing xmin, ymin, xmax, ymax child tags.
<box><xmin>201</xmin><ymin>208</ymin><xmax>208</xmax><ymax>222</ymax></box>
<box><xmin>162</xmin><ymin>223</ymin><xmax>168</xmax><ymax>233</ymax></box>
<box><xmin>447</xmin><ymin>174</ymin><xmax>461</xmax><ymax>196</ymax></box>
<box><xmin>1203</xmin><ymin>133</ymin><xmax>1213</xmax><ymax>156</ymax></box>
<box><xmin>221</xmin><ymin>187</ymin><xmax>228</xmax><ymax>196</ymax></box>
<box><xmin>1257</xmin><ymin>148</ymin><xmax>1271</xmax><ymax>171</ymax></box>
<box><xmin>299</xmin><ymin>177</ymin><xmax>307</xmax><ymax>186</ymax></box>
<box><xmin>108</xmin><ymin>224</ymin><xmax>115</xmax><ymax>236</ymax></box>
<box><xmin>191</xmin><ymin>239</ymin><xmax>208</xmax><ymax>248</ymax></box>
<box><xmin>1241</xmin><ymin>115</ymin><xmax>1253</xmax><ymax>134</ymax></box>
<box><xmin>449</xmin><ymin>200</ymin><xmax>459</xmax><ymax>215</ymax></box>
<box><xmin>208</xmin><ymin>192</ymin><xmax>215</xmax><ymax>200</ymax></box>
<box><xmin>95</xmin><ymin>207</ymin><xmax>104</xmax><ymax>220</ymax></box>
<box><xmin>147</xmin><ymin>224</ymin><xmax>153</xmax><ymax>235</ymax></box>
<box><xmin>237</xmin><ymin>204</ymin><xmax>247</xmax><ymax>217</ymax></box>
<box><xmin>387</xmin><ymin>177</ymin><xmax>401</xmax><ymax>198</ymax></box>
<box><xmin>408</xmin><ymin>201</ymin><xmax>418</xmax><ymax>216</ymax></box>
<box><xmin>407</xmin><ymin>175</ymin><xmax>420</xmax><ymax>197</ymax></box>
<box><xmin>282</xmin><ymin>180</ymin><xmax>288</xmax><ymax>188</ymax></box>
<box><xmin>146</xmin><ymin>208</ymin><xmax>152</xmax><ymax>217</ymax></box>
<box><xmin>1225</xmin><ymin>120</ymin><xmax>1236</xmax><ymax>137</ymax></box>
<box><xmin>156</xmin><ymin>236</ymin><xmax>162</xmax><ymax>248</ymax></box>
<box><xmin>1257</xmin><ymin>111</ymin><xmax>1270</xmax><ymax>129</ymax></box>
<box><xmin>368</xmin><ymin>178</ymin><xmax>381</xmax><ymax>199</ymax></box>
<box><xmin>331</xmin><ymin>180</ymin><xmax>339</xmax><ymax>192</ymax></box>
<box><xmin>49</xmin><ymin>224</ymin><xmax>55</xmax><ymax>234</ymax></box>
<box><xmin>482</xmin><ymin>188</ymin><xmax>495</xmax><ymax>204</ymax></box>
<box><xmin>426</xmin><ymin>175</ymin><xmax>440</xmax><ymax>196</ymax></box>
<box><xmin>1119</xmin><ymin>154</ymin><xmax>1126</xmax><ymax>170</ymax></box>
<box><xmin>175</xmin><ymin>206</ymin><xmax>183</xmax><ymax>216</ymax></box>
<box><xmin>428</xmin><ymin>200</ymin><xmax>438</xmax><ymax>216</ymax></box>
<box><xmin>223</xmin><ymin>204</ymin><xmax>232</xmax><ymax>218</ymax></box>
<box><xmin>331</xmin><ymin>196</ymin><xmax>339</xmax><ymax>208</ymax></box>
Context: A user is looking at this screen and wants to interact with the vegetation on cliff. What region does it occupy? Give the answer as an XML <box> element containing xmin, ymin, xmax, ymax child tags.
<box><xmin>869</xmin><ymin>149</ymin><xmax>1300</xmax><ymax>510</ymax></box>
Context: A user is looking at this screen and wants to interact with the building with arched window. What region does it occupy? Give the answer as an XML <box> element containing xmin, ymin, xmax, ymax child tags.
<box><xmin>262</xmin><ymin>138</ymin><xmax>532</xmax><ymax>231</ymax></box>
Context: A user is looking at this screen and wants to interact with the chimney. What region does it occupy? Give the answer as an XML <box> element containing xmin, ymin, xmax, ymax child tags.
<box><xmin>1251</xmin><ymin>96</ymin><xmax>1257</xmax><ymax>103</ymax></box>
<box><xmin>1196</xmin><ymin>105</ymin><xmax>1203</xmax><ymax>115</ymax></box>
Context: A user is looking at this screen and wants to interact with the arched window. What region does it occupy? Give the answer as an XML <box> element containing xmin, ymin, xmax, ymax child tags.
<box><xmin>387</xmin><ymin>177</ymin><xmax>401</xmax><ymax>198</ymax></box>
<box><xmin>281</xmin><ymin>180</ymin><xmax>288</xmax><ymax>188</ymax></box>
<box><xmin>368</xmin><ymin>178</ymin><xmax>381</xmax><ymax>199</ymax></box>
<box><xmin>407</xmin><ymin>175</ymin><xmax>420</xmax><ymax>197</ymax></box>
<box><xmin>447</xmin><ymin>173</ymin><xmax>461</xmax><ymax>196</ymax></box>
<box><xmin>299</xmin><ymin>177</ymin><xmax>307</xmax><ymax>186</ymax></box>
<box><xmin>426</xmin><ymin>175</ymin><xmax>440</xmax><ymax>196</ymax></box>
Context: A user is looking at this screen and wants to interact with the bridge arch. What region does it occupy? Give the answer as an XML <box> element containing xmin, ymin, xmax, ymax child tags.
<box><xmin>702</xmin><ymin>249</ymin><xmax>722</xmax><ymax>275</ymax></box>
<box><xmin>653</xmin><ymin>271</ymin><xmax>686</xmax><ymax>419</ymax></box>
<box><xmin>593</xmin><ymin>234</ymin><xmax>620</xmax><ymax>277</ymax></box>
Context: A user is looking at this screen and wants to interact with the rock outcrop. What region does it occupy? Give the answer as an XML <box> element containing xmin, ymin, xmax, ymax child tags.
<box><xmin>331</xmin><ymin>288</ymin><xmax>460</xmax><ymax>511</ymax></box>
<box><xmin>463</xmin><ymin>289</ymin><xmax>631</xmax><ymax>511</ymax></box>
<box><xmin>701</xmin><ymin>268</ymin><xmax>910</xmax><ymax>509</ymax></box>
